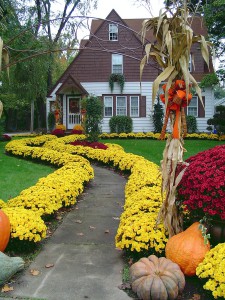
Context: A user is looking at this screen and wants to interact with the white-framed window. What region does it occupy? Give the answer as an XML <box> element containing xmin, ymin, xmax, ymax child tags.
<box><xmin>112</xmin><ymin>54</ymin><xmax>123</xmax><ymax>74</ymax></box>
<box><xmin>104</xmin><ymin>96</ymin><xmax>113</xmax><ymax>117</ymax></box>
<box><xmin>187</xmin><ymin>96</ymin><xmax>198</xmax><ymax>116</ymax></box>
<box><xmin>116</xmin><ymin>96</ymin><xmax>127</xmax><ymax>115</ymax></box>
<box><xmin>109</xmin><ymin>24</ymin><xmax>118</xmax><ymax>41</ymax></box>
<box><xmin>130</xmin><ymin>96</ymin><xmax>139</xmax><ymax>117</ymax></box>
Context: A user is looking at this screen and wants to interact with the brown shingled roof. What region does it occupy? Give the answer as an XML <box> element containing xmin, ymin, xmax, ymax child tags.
<box><xmin>86</xmin><ymin>12</ymin><xmax>208</xmax><ymax>44</ymax></box>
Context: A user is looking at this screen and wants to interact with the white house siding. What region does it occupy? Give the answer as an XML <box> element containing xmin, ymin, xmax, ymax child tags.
<box><xmin>196</xmin><ymin>87</ymin><xmax>214</xmax><ymax>132</ymax></box>
<box><xmin>82</xmin><ymin>81</ymin><xmax>154</xmax><ymax>133</ymax></box>
<box><xmin>46</xmin><ymin>82</ymin><xmax>214</xmax><ymax>133</ymax></box>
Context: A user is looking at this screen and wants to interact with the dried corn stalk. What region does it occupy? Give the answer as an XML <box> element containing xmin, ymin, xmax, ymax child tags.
<box><xmin>141</xmin><ymin>1</ymin><xmax>210</xmax><ymax>237</ymax></box>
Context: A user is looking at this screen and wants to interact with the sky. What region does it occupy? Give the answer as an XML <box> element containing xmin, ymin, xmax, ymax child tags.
<box><xmin>76</xmin><ymin>0</ymin><xmax>165</xmax><ymax>40</ymax></box>
<box><xmin>88</xmin><ymin>0</ymin><xmax>165</xmax><ymax>19</ymax></box>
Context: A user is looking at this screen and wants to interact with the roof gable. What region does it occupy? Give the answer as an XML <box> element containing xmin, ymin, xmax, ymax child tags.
<box><xmin>56</xmin><ymin>74</ymin><xmax>88</xmax><ymax>95</ymax></box>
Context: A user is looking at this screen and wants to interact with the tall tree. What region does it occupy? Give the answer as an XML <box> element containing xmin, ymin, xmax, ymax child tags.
<box><xmin>1</xmin><ymin>0</ymin><xmax>98</xmax><ymax>130</ymax></box>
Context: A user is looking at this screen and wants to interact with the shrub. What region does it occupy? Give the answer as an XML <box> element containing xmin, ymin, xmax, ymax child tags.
<box><xmin>176</xmin><ymin>145</ymin><xmax>225</xmax><ymax>221</ymax></box>
<box><xmin>207</xmin><ymin>105</ymin><xmax>225</xmax><ymax>135</ymax></box>
<box><xmin>109</xmin><ymin>116</ymin><xmax>133</xmax><ymax>133</ymax></box>
<box><xmin>186</xmin><ymin>115</ymin><xmax>198</xmax><ymax>133</ymax></box>
<box><xmin>47</xmin><ymin>111</ymin><xmax>55</xmax><ymax>131</ymax></box>
<box><xmin>82</xmin><ymin>96</ymin><xmax>103</xmax><ymax>142</ymax></box>
<box><xmin>152</xmin><ymin>97</ymin><xmax>164</xmax><ymax>133</ymax></box>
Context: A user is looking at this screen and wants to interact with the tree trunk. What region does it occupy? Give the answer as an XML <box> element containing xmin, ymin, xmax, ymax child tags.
<box><xmin>30</xmin><ymin>100</ymin><xmax>34</xmax><ymax>133</ymax></box>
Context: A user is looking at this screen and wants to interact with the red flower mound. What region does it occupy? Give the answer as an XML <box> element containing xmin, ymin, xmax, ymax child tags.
<box><xmin>71</xmin><ymin>129</ymin><xmax>83</xmax><ymax>134</ymax></box>
<box><xmin>51</xmin><ymin>129</ymin><xmax>65</xmax><ymax>137</ymax></box>
<box><xmin>177</xmin><ymin>145</ymin><xmax>225</xmax><ymax>220</ymax></box>
<box><xmin>70</xmin><ymin>140</ymin><xmax>108</xmax><ymax>150</ymax></box>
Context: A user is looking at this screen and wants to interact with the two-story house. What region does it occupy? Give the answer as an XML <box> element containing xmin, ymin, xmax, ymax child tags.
<box><xmin>46</xmin><ymin>9</ymin><xmax>214</xmax><ymax>133</ymax></box>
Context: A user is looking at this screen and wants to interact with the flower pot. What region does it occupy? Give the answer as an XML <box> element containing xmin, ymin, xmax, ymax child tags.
<box><xmin>209</xmin><ymin>219</ymin><xmax>225</xmax><ymax>244</ymax></box>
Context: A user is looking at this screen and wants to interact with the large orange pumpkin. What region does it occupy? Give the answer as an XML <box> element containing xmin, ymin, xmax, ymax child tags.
<box><xmin>165</xmin><ymin>222</ymin><xmax>210</xmax><ymax>276</ymax></box>
<box><xmin>0</xmin><ymin>209</ymin><xmax>10</xmax><ymax>252</ymax></box>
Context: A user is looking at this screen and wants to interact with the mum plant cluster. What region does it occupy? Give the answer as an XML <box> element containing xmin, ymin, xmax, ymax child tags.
<box><xmin>99</xmin><ymin>132</ymin><xmax>225</xmax><ymax>141</ymax></box>
<box><xmin>1</xmin><ymin>135</ymin><xmax>94</xmax><ymax>242</ymax></box>
<box><xmin>2</xmin><ymin>135</ymin><xmax>225</xmax><ymax>298</ymax></box>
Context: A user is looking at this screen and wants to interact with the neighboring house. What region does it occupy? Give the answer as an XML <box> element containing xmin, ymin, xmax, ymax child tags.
<box><xmin>214</xmin><ymin>97</ymin><xmax>225</xmax><ymax>108</ymax></box>
<box><xmin>46</xmin><ymin>9</ymin><xmax>214</xmax><ymax>133</ymax></box>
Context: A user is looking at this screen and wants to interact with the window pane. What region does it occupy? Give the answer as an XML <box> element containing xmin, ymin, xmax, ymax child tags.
<box><xmin>130</xmin><ymin>96</ymin><xmax>139</xmax><ymax>117</ymax></box>
<box><xmin>105</xmin><ymin>107</ymin><xmax>112</xmax><ymax>116</ymax></box>
<box><xmin>112</xmin><ymin>54</ymin><xmax>123</xmax><ymax>74</ymax></box>
<box><xmin>188</xmin><ymin>96</ymin><xmax>198</xmax><ymax>116</ymax></box>
<box><xmin>104</xmin><ymin>96</ymin><xmax>113</xmax><ymax>117</ymax></box>
<box><xmin>117</xmin><ymin>97</ymin><xmax>126</xmax><ymax>116</ymax></box>
<box><xmin>112</xmin><ymin>65</ymin><xmax>122</xmax><ymax>74</ymax></box>
<box><xmin>188</xmin><ymin>107</ymin><xmax>197</xmax><ymax>116</ymax></box>
<box><xmin>109</xmin><ymin>24</ymin><xmax>118</xmax><ymax>41</ymax></box>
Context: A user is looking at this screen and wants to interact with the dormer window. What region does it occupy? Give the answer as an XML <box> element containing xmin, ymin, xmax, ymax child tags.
<box><xmin>109</xmin><ymin>24</ymin><xmax>118</xmax><ymax>41</ymax></box>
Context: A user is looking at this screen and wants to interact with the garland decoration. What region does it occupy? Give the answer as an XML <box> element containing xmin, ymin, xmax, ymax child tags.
<box><xmin>109</xmin><ymin>73</ymin><xmax>125</xmax><ymax>93</ymax></box>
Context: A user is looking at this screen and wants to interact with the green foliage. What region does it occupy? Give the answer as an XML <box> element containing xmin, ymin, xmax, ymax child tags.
<box><xmin>152</xmin><ymin>97</ymin><xmax>164</xmax><ymax>133</ymax></box>
<box><xmin>214</xmin><ymin>85</ymin><xmax>225</xmax><ymax>99</ymax></box>
<box><xmin>109</xmin><ymin>73</ymin><xmax>125</xmax><ymax>93</ymax></box>
<box><xmin>0</xmin><ymin>115</ymin><xmax>5</xmax><ymax>136</ymax></box>
<box><xmin>200</xmin><ymin>73</ymin><xmax>219</xmax><ymax>88</ymax></box>
<box><xmin>109</xmin><ymin>116</ymin><xmax>133</xmax><ymax>133</ymax></box>
<box><xmin>207</xmin><ymin>105</ymin><xmax>225</xmax><ymax>135</ymax></box>
<box><xmin>83</xmin><ymin>96</ymin><xmax>103</xmax><ymax>142</ymax></box>
<box><xmin>186</xmin><ymin>115</ymin><xmax>198</xmax><ymax>133</ymax></box>
<box><xmin>48</xmin><ymin>111</ymin><xmax>55</xmax><ymax>132</ymax></box>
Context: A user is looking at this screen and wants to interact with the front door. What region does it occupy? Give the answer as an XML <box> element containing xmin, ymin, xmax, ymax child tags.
<box><xmin>67</xmin><ymin>96</ymin><xmax>81</xmax><ymax>129</ymax></box>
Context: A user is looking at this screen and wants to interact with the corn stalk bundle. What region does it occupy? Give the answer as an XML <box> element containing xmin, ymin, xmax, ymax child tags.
<box><xmin>141</xmin><ymin>2</ymin><xmax>211</xmax><ymax>237</ymax></box>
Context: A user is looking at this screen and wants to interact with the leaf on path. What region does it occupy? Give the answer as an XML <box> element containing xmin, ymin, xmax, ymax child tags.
<box><xmin>104</xmin><ymin>229</ymin><xmax>110</xmax><ymax>234</ymax></box>
<box><xmin>75</xmin><ymin>220</ymin><xmax>82</xmax><ymax>224</ymax></box>
<box><xmin>89</xmin><ymin>226</ymin><xmax>96</xmax><ymax>230</ymax></box>
<box><xmin>1</xmin><ymin>284</ymin><xmax>14</xmax><ymax>292</ymax></box>
<box><xmin>30</xmin><ymin>269</ymin><xmax>40</xmax><ymax>276</ymax></box>
<box><xmin>118</xmin><ymin>283</ymin><xmax>131</xmax><ymax>290</ymax></box>
<box><xmin>191</xmin><ymin>294</ymin><xmax>201</xmax><ymax>300</ymax></box>
<box><xmin>113</xmin><ymin>217</ymin><xmax>120</xmax><ymax>220</ymax></box>
<box><xmin>56</xmin><ymin>216</ymin><xmax>62</xmax><ymax>220</ymax></box>
<box><xmin>128</xmin><ymin>258</ymin><xmax>133</xmax><ymax>265</ymax></box>
<box><xmin>77</xmin><ymin>232</ymin><xmax>84</xmax><ymax>236</ymax></box>
<box><xmin>45</xmin><ymin>263</ymin><xmax>54</xmax><ymax>268</ymax></box>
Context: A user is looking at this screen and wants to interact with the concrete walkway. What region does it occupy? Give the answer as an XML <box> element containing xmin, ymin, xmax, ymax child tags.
<box><xmin>1</xmin><ymin>165</ymin><xmax>132</xmax><ymax>300</ymax></box>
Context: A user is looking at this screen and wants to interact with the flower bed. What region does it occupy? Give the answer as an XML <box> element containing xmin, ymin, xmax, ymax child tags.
<box><xmin>99</xmin><ymin>132</ymin><xmax>225</xmax><ymax>141</ymax></box>
<box><xmin>177</xmin><ymin>145</ymin><xmax>225</xmax><ymax>221</ymax></box>
<box><xmin>3</xmin><ymin>135</ymin><xmax>225</xmax><ymax>298</ymax></box>
<box><xmin>3</xmin><ymin>136</ymin><xmax>94</xmax><ymax>242</ymax></box>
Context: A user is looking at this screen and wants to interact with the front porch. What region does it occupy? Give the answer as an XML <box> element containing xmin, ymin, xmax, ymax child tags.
<box><xmin>47</xmin><ymin>74</ymin><xmax>88</xmax><ymax>131</ymax></box>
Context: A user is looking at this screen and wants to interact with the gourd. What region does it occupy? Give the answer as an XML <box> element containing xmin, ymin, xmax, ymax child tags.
<box><xmin>130</xmin><ymin>254</ymin><xmax>185</xmax><ymax>300</ymax></box>
<box><xmin>165</xmin><ymin>222</ymin><xmax>210</xmax><ymax>276</ymax></box>
<box><xmin>0</xmin><ymin>210</ymin><xmax>10</xmax><ymax>252</ymax></box>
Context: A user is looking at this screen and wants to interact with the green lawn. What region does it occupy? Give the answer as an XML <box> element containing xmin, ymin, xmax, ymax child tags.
<box><xmin>101</xmin><ymin>139</ymin><xmax>225</xmax><ymax>165</ymax></box>
<box><xmin>1</xmin><ymin>137</ymin><xmax>224</xmax><ymax>202</ymax></box>
<box><xmin>0</xmin><ymin>141</ymin><xmax>54</xmax><ymax>202</ymax></box>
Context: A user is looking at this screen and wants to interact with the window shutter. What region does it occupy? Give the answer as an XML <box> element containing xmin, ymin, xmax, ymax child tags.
<box><xmin>198</xmin><ymin>96</ymin><xmax>205</xmax><ymax>118</ymax></box>
<box><xmin>140</xmin><ymin>96</ymin><xmax>146</xmax><ymax>117</ymax></box>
